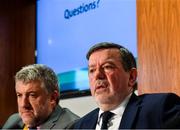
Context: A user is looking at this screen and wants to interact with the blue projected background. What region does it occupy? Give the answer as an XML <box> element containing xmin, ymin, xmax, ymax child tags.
<box><xmin>36</xmin><ymin>0</ymin><xmax>136</xmax><ymax>93</ymax></box>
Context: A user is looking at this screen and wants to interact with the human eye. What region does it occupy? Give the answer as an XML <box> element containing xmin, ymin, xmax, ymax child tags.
<box><xmin>103</xmin><ymin>64</ymin><xmax>115</xmax><ymax>72</ymax></box>
<box><xmin>29</xmin><ymin>92</ymin><xmax>37</xmax><ymax>98</ymax></box>
<box><xmin>88</xmin><ymin>67</ymin><xmax>96</xmax><ymax>74</ymax></box>
<box><xmin>16</xmin><ymin>93</ymin><xmax>22</xmax><ymax>98</ymax></box>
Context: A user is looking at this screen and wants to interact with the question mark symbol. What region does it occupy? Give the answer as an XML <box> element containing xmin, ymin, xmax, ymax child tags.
<box><xmin>97</xmin><ymin>0</ymin><xmax>100</xmax><ymax>8</ymax></box>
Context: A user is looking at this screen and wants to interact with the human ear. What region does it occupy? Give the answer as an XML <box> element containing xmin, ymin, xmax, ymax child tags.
<box><xmin>50</xmin><ymin>90</ymin><xmax>59</xmax><ymax>105</ymax></box>
<box><xmin>128</xmin><ymin>68</ymin><xmax>137</xmax><ymax>87</ymax></box>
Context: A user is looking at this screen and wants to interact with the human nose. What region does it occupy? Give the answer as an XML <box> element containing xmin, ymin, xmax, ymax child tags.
<box><xmin>19</xmin><ymin>95</ymin><xmax>30</xmax><ymax>108</ymax></box>
<box><xmin>94</xmin><ymin>67</ymin><xmax>106</xmax><ymax>79</ymax></box>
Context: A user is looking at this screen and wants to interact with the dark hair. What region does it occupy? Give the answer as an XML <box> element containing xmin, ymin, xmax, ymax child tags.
<box><xmin>86</xmin><ymin>42</ymin><xmax>137</xmax><ymax>89</ymax></box>
<box><xmin>86</xmin><ymin>42</ymin><xmax>136</xmax><ymax>71</ymax></box>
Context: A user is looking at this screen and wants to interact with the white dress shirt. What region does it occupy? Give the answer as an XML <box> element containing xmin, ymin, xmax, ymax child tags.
<box><xmin>95</xmin><ymin>93</ymin><xmax>132</xmax><ymax>130</ymax></box>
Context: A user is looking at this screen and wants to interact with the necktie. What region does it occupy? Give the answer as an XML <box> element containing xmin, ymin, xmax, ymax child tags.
<box><xmin>28</xmin><ymin>127</ymin><xmax>37</xmax><ymax>130</ymax></box>
<box><xmin>101</xmin><ymin>111</ymin><xmax>114</xmax><ymax>129</ymax></box>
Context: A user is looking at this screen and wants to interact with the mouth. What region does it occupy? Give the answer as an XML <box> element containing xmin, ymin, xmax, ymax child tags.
<box><xmin>96</xmin><ymin>85</ymin><xmax>107</xmax><ymax>89</ymax></box>
<box><xmin>95</xmin><ymin>85</ymin><xmax>108</xmax><ymax>93</ymax></box>
<box><xmin>94</xmin><ymin>80</ymin><xmax>108</xmax><ymax>94</ymax></box>
<box><xmin>21</xmin><ymin>110</ymin><xmax>33</xmax><ymax>115</ymax></box>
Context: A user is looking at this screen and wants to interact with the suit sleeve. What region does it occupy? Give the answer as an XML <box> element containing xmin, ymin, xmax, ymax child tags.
<box><xmin>162</xmin><ymin>93</ymin><xmax>180</xmax><ymax>128</ymax></box>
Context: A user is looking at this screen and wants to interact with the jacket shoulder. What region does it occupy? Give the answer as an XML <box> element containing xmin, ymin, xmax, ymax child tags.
<box><xmin>2</xmin><ymin>113</ymin><xmax>23</xmax><ymax>129</ymax></box>
<box><xmin>51</xmin><ymin>107</ymin><xmax>80</xmax><ymax>129</ymax></box>
<box><xmin>72</xmin><ymin>108</ymin><xmax>99</xmax><ymax>129</ymax></box>
<box><xmin>137</xmin><ymin>93</ymin><xmax>180</xmax><ymax>128</ymax></box>
<box><xmin>139</xmin><ymin>93</ymin><xmax>180</xmax><ymax>104</ymax></box>
<box><xmin>60</xmin><ymin>107</ymin><xmax>80</xmax><ymax>121</ymax></box>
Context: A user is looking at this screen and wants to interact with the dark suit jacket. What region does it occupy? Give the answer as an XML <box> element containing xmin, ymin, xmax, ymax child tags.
<box><xmin>3</xmin><ymin>105</ymin><xmax>79</xmax><ymax>129</ymax></box>
<box><xmin>72</xmin><ymin>93</ymin><xmax>180</xmax><ymax>129</ymax></box>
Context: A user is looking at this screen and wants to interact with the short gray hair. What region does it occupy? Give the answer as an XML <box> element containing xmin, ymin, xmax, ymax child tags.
<box><xmin>15</xmin><ymin>64</ymin><xmax>60</xmax><ymax>104</ymax></box>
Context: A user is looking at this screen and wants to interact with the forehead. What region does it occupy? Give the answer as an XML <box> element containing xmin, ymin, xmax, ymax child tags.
<box><xmin>89</xmin><ymin>48</ymin><xmax>121</xmax><ymax>61</ymax></box>
<box><xmin>15</xmin><ymin>80</ymin><xmax>43</xmax><ymax>92</ymax></box>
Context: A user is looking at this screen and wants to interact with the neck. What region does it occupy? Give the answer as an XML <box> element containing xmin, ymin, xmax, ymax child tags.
<box><xmin>99</xmin><ymin>92</ymin><xmax>132</xmax><ymax>111</ymax></box>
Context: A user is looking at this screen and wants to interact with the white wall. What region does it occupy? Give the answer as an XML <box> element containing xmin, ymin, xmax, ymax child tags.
<box><xmin>60</xmin><ymin>91</ymin><xmax>139</xmax><ymax>117</ymax></box>
<box><xmin>59</xmin><ymin>96</ymin><xmax>98</xmax><ymax>117</ymax></box>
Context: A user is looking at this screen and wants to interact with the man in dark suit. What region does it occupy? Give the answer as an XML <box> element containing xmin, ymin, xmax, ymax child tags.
<box><xmin>3</xmin><ymin>64</ymin><xmax>79</xmax><ymax>129</ymax></box>
<box><xmin>72</xmin><ymin>42</ymin><xmax>180</xmax><ymax>129</ymax></box>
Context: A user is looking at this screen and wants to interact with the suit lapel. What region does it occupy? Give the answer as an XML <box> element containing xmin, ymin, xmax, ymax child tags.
<box><xmin>119</xmin><ymin>93</ymin><xmax>141</xmax><ymax>129</ymax></box>
<box><xmin>40</xmin><ymin>105</ymin><xmax>62</xmax><ymax>129</ymax></box>
<box><xmin>83</xmin><ymin>108</ymin><xmax>99</xmax><ymax>129</ymax></box>
<box><xmin>19</xmin><ymin>120</ymin><xmax>25</xmax><ymax>129</ymax></box>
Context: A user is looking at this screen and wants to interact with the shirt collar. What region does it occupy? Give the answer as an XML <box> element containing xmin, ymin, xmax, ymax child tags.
<box><xmin>98</xmin><ymin>92</ymin><xmax>132</xmax><ymax>118</ymax></box>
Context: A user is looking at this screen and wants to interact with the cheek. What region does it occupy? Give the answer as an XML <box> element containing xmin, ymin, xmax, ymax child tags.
<box><xmin>30</xmin><ymin>101</ymin><xmax>40</xmax><ymax>110</ymax></box>
<box><xmin>33</xmin><ymin>100</ymin><xmax>50</xmax><ymax>114</ymax></box>
<box><xmin>114</xmin><ymin>76</ymin><xmax>129</xmax><ymax>91</ymax></box>
<box><xmin>107</xmin><ymin>73</ymin><xmax>117</xmax><ymax>85</ymax></box>
<box><xmin>89</xmin><ymin>78</ymin><xmax>95</xmax><ymax>94</ymax></box>
<box><xmin>30</xmin><ymin>98</ymin><xmax>46</xmax><ymax>109</ymax></box>
<box><xmin>89</xmin><ymin>76</ymin><xmax>93</xmax><ymax>85</ymax></box>
<box><xmin>108</xmin><ymin>74</ymin><xmax>125</xmax><ymax>89</ymax></box>
<box><xmin>17</xmin><ymin>99</ymin><xmax>20</xmax><ymax>106</ymax></box>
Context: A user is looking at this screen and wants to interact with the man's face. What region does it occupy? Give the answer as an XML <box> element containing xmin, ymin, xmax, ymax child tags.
<box><xmin>15</xmin><ymin>80</ymin><xmax>55</xmax><ymax>127</ymax></box>
<box><xmin>88</xmin><ymin>48</ymin><xmax>136</xmax><ymax>111</ymax></box>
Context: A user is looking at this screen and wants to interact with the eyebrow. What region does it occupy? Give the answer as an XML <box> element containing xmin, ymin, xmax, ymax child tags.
<box><xmin>88</xmin><ymin>60</ymin><xmax>117</xmax><ymax>67</ymax></box>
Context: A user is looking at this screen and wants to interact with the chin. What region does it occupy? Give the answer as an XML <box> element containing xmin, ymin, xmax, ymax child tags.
<box><xmin>96</xmin><ymin>97</ymin><xmax>110</xmax><ymax>105</ymax></box>
<box><xmin>23</xmin><ymin>119</ymin><xmax>35</xmax><ymax>127</ymax></box>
